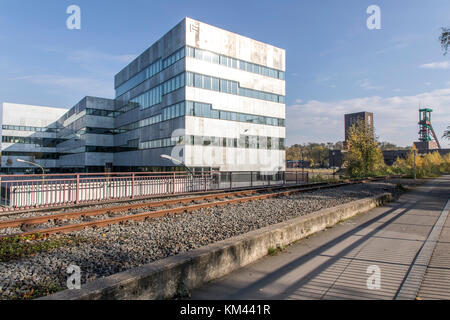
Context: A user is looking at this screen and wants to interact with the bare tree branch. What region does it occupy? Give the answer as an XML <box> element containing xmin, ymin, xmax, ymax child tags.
<box><xmin>440</xmin><ymin>27</ymin><xmax>450</xmax><ymax>55</ymax></box>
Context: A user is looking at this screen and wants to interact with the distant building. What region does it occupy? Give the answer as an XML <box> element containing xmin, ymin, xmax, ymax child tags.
<box><xmin>344</xmin><ymin>111</ymin><xmax>374</xmax><ymax>148</ymax></box>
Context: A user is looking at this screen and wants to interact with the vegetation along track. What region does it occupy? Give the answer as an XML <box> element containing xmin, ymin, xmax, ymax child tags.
<box><xmin>0</xmin><ymin>177</ymin><xmax>388</xmax><ymax>238</ymax></box>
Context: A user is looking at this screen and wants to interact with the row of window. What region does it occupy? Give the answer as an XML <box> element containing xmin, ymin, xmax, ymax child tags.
<box><xmin>130</xmin><ymin>72</ymin><xmax>186</xmax><ymax>111</ymax></box>
<box><xmin>130</xmin><ymin>85</ymin><xmax>162</xmax><ymax>110</ymax></box>
<box><xmin>2</xmin><ymin>136</ymin><xmax>64</xmax><ymax>148</ymax></box>
<box><xmin>162</xmin><ymin>47</ymin><xmax>185</xmax><ymax>69</ymax></box>
<box><xmin>140</xmin><ymin>114</ymin><xmax>162</xmax><ymax>128</ymax></box>
<box><xmin>124</xmin><ymin>69</ymin><xmax>284</xmax><ymax>117</ymax></box>
<box><xmin>162</xmin><ymin>101</ymin><xmax>186</xmax><ymax>121</ymax></box>
<box><xmin>119</xmin><ymin>99</ymin><xmax>285</xmax><ymax>134</ymax></box>
<box><xmin>138</xmin><ymin>134</ymin><xmax>285</xmax><ymax>151</ymax></box>
<box><xmin>86</xmin><ymin>108</ymin><xmax>120</xmax><ymax>118</ymax></box>
<box><xmin>184</xmin><ymin>135</ymin><xmax>285</xmax><ymax>150</ymax></box>
<box><xmin>1</xmin><ymin>151</ymin><xmax>60</xmax><ymax>159</ymax></box>
<box><xmin>186</xmin><ymin>72</ymin><xmax>284</xmax><ymax>103</ymax></box>
<box><xmin>185</xmin><ymin>101</ymin><xmax>285</xmax><ymax>127</ymax></box>
<box><xmin>2</xmin><ymin>125</ymin><xmax>59</xmax><ymax>133</ymax></box>
<box><xmin>85</xmin><ymin>127</ymin><xmax>117</xmax><ymax>135</ymax></box>
<box><xmin>139</xmin><ymin>136</ymin><xmax>182</xmax><ymax>150</ymax></box>
<box><xmin>186</xmin><ymin>46</ymin><xmax>285</xmax><ymax>80</ymax></box>
<box><xmin>187</xmin><ymin>71</ymin><xmax>237</xmax><ymax>94</ymax></box>
<box><xmin>162</xmin><ymin>73</ymin><xmax>186</xmax><ymax>96</ymax></box>
<box><xmin>115</xmin><ymin>46</ymin><xmax>186</xmax><ymax>97</ymax></box>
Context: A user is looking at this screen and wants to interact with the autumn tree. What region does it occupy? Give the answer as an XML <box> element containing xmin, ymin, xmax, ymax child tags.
<box><xmin>345</xmin><ymin>120</ymin><xmax>385</xmax><ymax>177</ymax></box>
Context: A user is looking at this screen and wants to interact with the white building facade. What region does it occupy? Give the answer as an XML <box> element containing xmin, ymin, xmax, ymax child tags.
<box><xmin>1</xmin><ymin>18</ymin><xmax>286</xmax><ymax>174</ymax></box>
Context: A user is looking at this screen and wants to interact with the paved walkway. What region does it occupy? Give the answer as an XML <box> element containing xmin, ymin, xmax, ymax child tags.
<box><xmin>190</xmin><ymin>176</ymin><xmax>450</xmax><ymax>300</ymax></box>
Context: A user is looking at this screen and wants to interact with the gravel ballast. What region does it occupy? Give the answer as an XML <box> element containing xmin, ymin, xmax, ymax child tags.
<box><xmin>0</xmin><ymin>179</ymin><xmax>418</xmax><ymax>299</ymax></box>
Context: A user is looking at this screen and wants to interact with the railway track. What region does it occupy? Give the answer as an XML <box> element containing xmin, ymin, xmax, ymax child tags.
<box><xmin>0</xmin><ymin>178</ymin><xmax>386</xmax><ymax>239</ymax></box>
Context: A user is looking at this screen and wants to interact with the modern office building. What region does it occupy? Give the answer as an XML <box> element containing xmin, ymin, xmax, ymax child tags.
<box><xmin>1</xmin><ymin>17</ymin><xmax>286</xmax><ymax>174</ymax></box>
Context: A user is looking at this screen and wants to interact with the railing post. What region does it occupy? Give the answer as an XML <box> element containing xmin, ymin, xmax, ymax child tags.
<box><xmin>218</xmin><ymin>171</ymin><xmax>221</xmax><ymax>190</ymax></box>
<box><xmin>173</xmin><ymin>172</ymin><xmax>176</xmax><ymax>194</ymax></box>
<box><xmin>131</xmin><ymin>173</ymin><xmax>135</xmax><ymax>199</ymax></box>
<box><xmin>76</xmin><ymin>174</ymin><xmax>80</xmax><ymax>204</ymax></box>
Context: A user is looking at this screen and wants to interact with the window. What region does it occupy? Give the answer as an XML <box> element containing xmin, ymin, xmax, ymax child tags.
<box><xmin>220</xmin><ymin>79</ymin><xmax>227</xmax><ymax>93</ymax></box>
<box><xmin>194</xmin><ymin>48</ymin><xmax>203</xmax><ymax>60</ymax></box>
<box><xmin>203</xmin><ymin>76</ymin><xmax>211</xmax><ymax>90</ymax></box>
<box><xmin>186</xmin><ymin>101</ymin><xmax>194</xmax><ymax>115</ymax></box>
<box><xmin>187</xmin><ymin>46</ymin><xmax>195</xmax><ymax>57</ymax></box>
<box><xmin>187</xmin><ymin>72</ymin><xmax>194</xmax><ymax>86</ymax></box>
<box><xmin>194</xmin><ymin>74</ymin><xmax>202</xmax><ymax>88</ymax></box>
<box><xmin>212</xmin><ymin>77</ymin><xmax>219</xmax><ymax>91</ymax></box>
<box><xmin>231</xmin><ymin>82</ymin><xmax>237</xmax><ymax>95</ymax></box>
<box><xmin>220</xmin><ymin>56</ymin><xmax>228</xmax><ymax>66</ymax></box>
<box><xmin>203</xmin><ymin>104</ymin><xmax>211</xmax><ymax>118</ymax></box>
<box><xmin>194</xmin><ymin>103</ymin><xmax>202</xmax><ymax>116</ymax></box>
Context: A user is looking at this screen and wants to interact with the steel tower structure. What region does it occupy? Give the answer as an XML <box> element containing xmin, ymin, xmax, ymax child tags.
<box><xmin>418</xmin><ymin>108</ymin><xmax>441</xmax><ymax>149</ymax></box>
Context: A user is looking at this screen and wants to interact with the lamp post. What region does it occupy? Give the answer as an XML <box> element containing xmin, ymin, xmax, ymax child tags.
<box><xmin>161</xmin><ymin>154</ymin><xmax>194</xmax><ymax>192</ymax></box>
<box><xmin>160</xmin><ymin>154</ymin><xmax>193</xmax><ymax>175</ymax></box>
<box><xmin>17</xmin><ymin>158</ymin><xmax>45</xmax><ymax>181</ymax></box>
<box><xmin>413</xmin><ymin>149</ymin><xmax>417</xmax><ymax>180</ymax></box>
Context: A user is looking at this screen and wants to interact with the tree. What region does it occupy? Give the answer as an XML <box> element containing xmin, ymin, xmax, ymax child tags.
<box><xmin>441</xmin><ymin>27</ymin><xmax>450</xmax><ymax>55</ymax></box>
<box><xmin>344</xmin><ymin>120</ymin><xmax>385</xmax><ymax>177</ymax></box>
<box><xmin>444</xmin><ymin>126</ymin><xmax>450</xmax><ymax>140</ymax></box>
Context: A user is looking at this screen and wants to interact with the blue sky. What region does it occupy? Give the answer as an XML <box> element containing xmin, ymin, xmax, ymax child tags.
<box><xmin>0</xmin><ymin>0</ymin><xmax>449</xmax><ymax>147</ymax></box>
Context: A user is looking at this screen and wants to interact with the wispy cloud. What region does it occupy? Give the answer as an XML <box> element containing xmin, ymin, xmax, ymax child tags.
<box><xmin>419</xmin><ymin>61</ymin><xmax>450</xmax><ymax>69</ymax></box>
<box><xmin>286</xmin><ymin>87</ymin><xmax>450</xmax><ymax>147</ymax></box>
<box><xmin>357</xmin><ymin>78</ymin><xmax>383</xmax><ymax>90</ymax></box>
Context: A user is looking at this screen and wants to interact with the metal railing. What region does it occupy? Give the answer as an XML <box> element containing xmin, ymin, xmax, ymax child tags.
<box><xmin>0</xmin><ymin>171</ymin><xmax>308</xmax><ymax>212</ymax></box>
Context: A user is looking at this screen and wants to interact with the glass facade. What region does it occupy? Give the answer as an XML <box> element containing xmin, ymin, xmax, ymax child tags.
<box><xmin>86</xmin><ymin>108</ymin><xmax>119</xmax><ymax>117</ymax></box>
<box><xmin>2</xmin><ymin>136</ymin><xmax>65</xmax><ymax>147</ymax></box>
<box><xmin>115</xmin><ymin>46</ymin><xmax>185</xmax><ymax>98</ymax></box>
<box><xmin>138</xmin><ymin>134</ymin><xmax>284</xmax><ymax>151</ymax></box>
<box><xmin>186</xmin><ymin>46</ymin><xmax>285</xmax><ymax>80</ymax></box>
<box><xmin>2</xmin><ymin>125</ymin><xmax>59</xmax><ymax>133</ymax></box>
<box><xmin>186</xmin><ymin>72</ymin><xmax>284</xmax><ymax>103</ymax></box>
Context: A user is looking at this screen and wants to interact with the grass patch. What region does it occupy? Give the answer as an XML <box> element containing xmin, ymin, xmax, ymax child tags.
<box><xmin>268</xmin><ymin>245</ymin><xmax>286</xmax><ymax>256</ymax></box>
<box><xmin>0</xmin><ymin>233</ymin><xmax>88</xmax><ymax>262</ymax></box>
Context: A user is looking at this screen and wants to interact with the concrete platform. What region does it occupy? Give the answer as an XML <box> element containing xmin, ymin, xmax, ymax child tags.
<box><xmin>190</xmin><ymin>176</ymin><xmax>450</xmax><ymax>300</ymax></box>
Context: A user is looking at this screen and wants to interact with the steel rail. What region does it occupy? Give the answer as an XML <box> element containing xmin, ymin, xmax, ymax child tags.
<box><xmin>0</xmin><ymin>179</ymin><xmax>372</xmax><ymax>238</ymax></box>
<box><xmin>0</xmin><ymin>182</ymin><xmax>335</xmax><ymax>229</ymax></box>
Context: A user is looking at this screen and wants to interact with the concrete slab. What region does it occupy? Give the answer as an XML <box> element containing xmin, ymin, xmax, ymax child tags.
<box><xmin>190</xmin><ymin>176</ymin><xmax>450</xmax><ymax>300</ymax></box>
